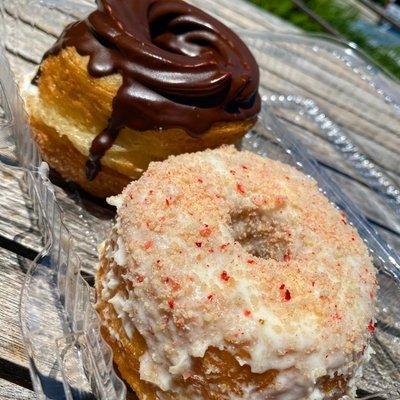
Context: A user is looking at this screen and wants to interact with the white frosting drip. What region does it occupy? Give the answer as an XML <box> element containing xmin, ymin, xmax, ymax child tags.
<box><xmin>108</xmin><ymin>292</ymin><xmax>135</xmax><ymax>340</ymax></box>
<box><xmin>107</xmin><ymin>195</ymin><xmax>124</xmax><ymax>208</ymax></box>
<box><xmin>114</xmin><ymin>236</ymin><xmax>127</xmax><ymax>267</ymax></box>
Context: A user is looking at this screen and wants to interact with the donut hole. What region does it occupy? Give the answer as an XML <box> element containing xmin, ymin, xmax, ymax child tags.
<box><xmin>230</xmin><ymin>209</ymin><xmax>291</xmax><ymax>262</ymax></box>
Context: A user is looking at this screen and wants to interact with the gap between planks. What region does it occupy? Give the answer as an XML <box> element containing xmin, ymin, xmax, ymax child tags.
<box><xmin>0</xmin><ymin>244</ymin><xmax>133</xmax><ymax>399</ymax></box>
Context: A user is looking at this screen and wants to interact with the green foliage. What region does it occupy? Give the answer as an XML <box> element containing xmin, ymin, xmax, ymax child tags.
<box><xmin>247</xmin><ymin>0</ymin><xmax>400</xmax><ymax>79</ymax></box>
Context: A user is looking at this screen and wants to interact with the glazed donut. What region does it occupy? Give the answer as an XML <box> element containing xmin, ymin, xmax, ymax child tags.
<box><xmin>95</xmin><ymin>146</ymin><xmax>377</xmax><ymax>399</ymax></box>
<box><xmin>25</xmin><ymin>0</ymin><xmax>260</xmax><ymax>197</ymax></box>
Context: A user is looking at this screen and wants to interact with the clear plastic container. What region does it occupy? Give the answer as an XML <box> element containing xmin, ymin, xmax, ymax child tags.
<box><xmin>0</xmin><ymin>1</ymin><xmax>399</xmax><ymax>399</ymax></box>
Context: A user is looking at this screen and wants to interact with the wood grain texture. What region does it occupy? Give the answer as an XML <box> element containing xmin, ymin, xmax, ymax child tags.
<box><xmin>0</xmin><ymin>247</ymin><xmax>30</xmax><ymax>368</ymax></box>
<box><xmin>0</xmin><ymin>379</ymin><xmax>36</xmax><ymax>399</ymax></box>
<box><xmin>274</xmin><ymin>113</ymin><xmax>399</xmax><ymax>188</ymax></box>
<box><xmin>51</xmin><ymin>181</ymin><xmax>114</xmax><ymax>273</ymax></box>
<box><xmin>255</xmin><ymin>66</ymin><xmax>400</xmax><ymax>169</ymax></box>
<box><xmin>0</xmin><ymin>161</ymin><xmax>114</xmax><ymax>273</ymax></box>
<box><xmin>274</xmin><ymin>119</ymin><xmax>400</xmax><ymax>234</ymax></box>
<box><xmin>0</xmin><ymin>166</ymin><xmax>42</xmax><ymax>256</ymax></box>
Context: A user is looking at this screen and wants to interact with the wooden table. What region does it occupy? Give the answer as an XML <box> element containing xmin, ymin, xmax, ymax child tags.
<box><xmin>0</xmin><ymin>0</ymin><xmax>399</xmax><ymax>398</ymax></box>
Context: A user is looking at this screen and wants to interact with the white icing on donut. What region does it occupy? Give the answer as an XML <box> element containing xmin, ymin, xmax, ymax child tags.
<box><xmin>100</xmin><ymin>146</ymin><xmax>376</xmax><ymax>399</ymax></box>
<box><xmin>114</xmin><ymin>236</ymin><xmax>127</xmax><ymax>267</ymax></box>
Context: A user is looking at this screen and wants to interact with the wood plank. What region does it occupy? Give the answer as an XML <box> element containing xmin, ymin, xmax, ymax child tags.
<box><xmin>387</xmin><ymin>171</ymin><xmax>400</xmax><ymax>188</ymax></box>
<box><xmin>271</xmin><ymin>115</ymin><xmax>400</xmax><ymax>221</ymax></box>
<box><xmin>0</xmin><ymin>246</ymin><xmax>98</xmax><ymax>396</ymax></box>
<box><xmin>0</xmin><ymin>248</ymin><xmax>30</xmax><ymax>369</ymax></box>
<box><xmin>372</xmin><ymin>225</ymin><xmax>400</xmax><ymax>253</ymax></box>
<box><xmin>323</xmin><ymin>169</ymin><xmax>400</xmax><ymax>241</ymax></box>
<box><xmin>259</xmin><ymin>78</ymin><xmax>400</xmax><ymax>178</ymax></box>
<box><xmin>0</xmin><ymin>165</ymin><xmax>42</xmax><ymax>256</ymax></box>
<box><xmin>2</xmin><ymin>12</ymin><xmax>55</xmax><ymax>66</ymax></box>
<box><xmin>273</xmin><ymin>113</ymin><xmax>400</xmax><ymax>188</ymax></box>
<box><xmin>346</xmin><ymin>0</ymin><xmax>378</xmax><ymax>23</ymax></box>
<box><xmin>0</xmin><ymin>244</ymin><xmax>97</xmax><ymax>368</ymax></box>
<box><xmin>0</xmin><ymin>360</ymin><xmax>32</xmax><ymax>395</ymax></box>
<box><xmin>51</xmin><ymin>182</ymin><xmax>114</xmax><ymax>273</ymax></box>
<box><xmin>0</xmin><ymin>161</ymin><xmax>113</xmax><ymax>273</ymax></box>
<box><xmin>347</xmin><ymin>130</ymin><xmax>400</xmax><ymax>178</ymax></box>
<box><xmin>255</xmin><ymin>59</ymin><xmax>400</xmax><ymax>158</ymax></box>
<box><xmin>0</xmin><ymin>379</ymin><xmax>35</xmax><ymax>399</ymax></box>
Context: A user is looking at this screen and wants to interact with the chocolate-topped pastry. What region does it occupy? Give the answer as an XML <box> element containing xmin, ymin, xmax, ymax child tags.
<box><xmin>25</xmin><ymin>0</ymin><xmax>260</xmax><ymax>197</ymax></box>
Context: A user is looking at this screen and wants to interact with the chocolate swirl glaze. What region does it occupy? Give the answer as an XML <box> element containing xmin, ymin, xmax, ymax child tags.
<box><xmin>35</xmin><ymin>0</ymin><xmax>260</xmax><ymax>180</ymax></box>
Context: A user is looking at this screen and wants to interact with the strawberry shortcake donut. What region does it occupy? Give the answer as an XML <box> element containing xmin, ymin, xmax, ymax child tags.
<box><xmin>95</xmin><ymin>146</ymin><xmax>377</xmax><ymax>400</ymax></box>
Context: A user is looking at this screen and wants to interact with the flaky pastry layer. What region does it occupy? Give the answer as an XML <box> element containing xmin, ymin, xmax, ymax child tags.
<box><xmin>25</xmin><ymin>47</ymin><xmax>255</xmax><ymax>196</ymax></box>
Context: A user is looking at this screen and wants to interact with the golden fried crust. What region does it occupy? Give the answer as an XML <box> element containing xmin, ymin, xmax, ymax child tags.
<box><xmin>28</xmin><ymin>47</ymin><xmax>256</xmax><ymax>197</ymax></box>
<box><xmin>38</xmin><ymin>47</ymin><xmax>117</xmax><ymax>134</ymax></box>
<box><xmin>30</xmin><ymin>116</ymin><xmax>132</xmax><ymax>198</ymax></box>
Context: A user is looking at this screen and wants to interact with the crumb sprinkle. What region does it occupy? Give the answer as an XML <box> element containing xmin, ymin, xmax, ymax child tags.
<box><xmin>220</xmin><ymin>270</ymin><xmax>230</xmax><ymax>281</ymax></box>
